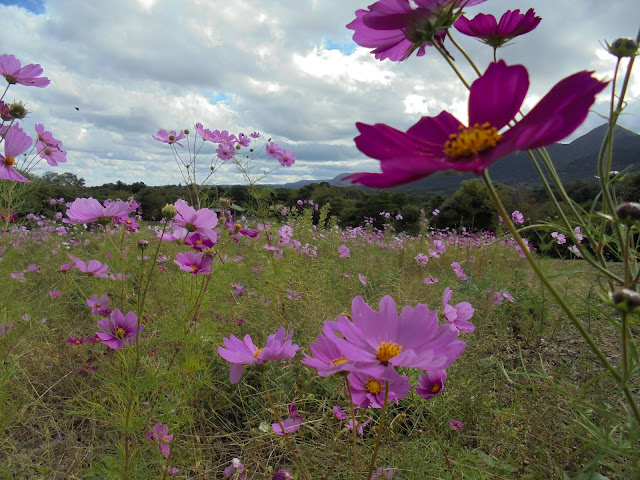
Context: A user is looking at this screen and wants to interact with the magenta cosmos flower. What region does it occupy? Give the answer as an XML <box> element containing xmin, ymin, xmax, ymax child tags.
<box><xmin>1</xmin><ymin>123</ymin><xmax>32</xmax><ymax>182</ymax></box>
<box><xmin>328</xmin><ymin>295</ymin><xmax>466</xmax><ymax>380</ymax></box>
<box><xmin>152</xmin><ymin>129</ymin><xmax>186</xmax><ymax>147</ymax></box>
<box><xmin>174</xmin><ymin>251</ymin><xmax>213</xmax><ymax>275</ymax></box>
<box><xmin>70</xmin><ymin>256</ymin><xmax>109</xmax><ymax>278</ymax></box>
<box><xmin>0</xmin><ymin>54</ymin><xmax>50</xmax><ymax>87</ymax></box>
<box><xmin>35</xmin><ymin>124</ymin><xmax>67</xmax><ymax>166</ymax></box>
<box><xmin>65</xmin><ymin>197</ymin><xmax>136</xmax><ymax>224</ymax></box>
<box><xmin>301</xmin><ymin>326</ymin><xmax>352</xmax><ymax>377</ymax></box>
<box><xmin>442</xmin><ymin>287</ymin><xmax>475</xmax><ymax>332</ymax></box>
<box><xmin>346</xmin><ymin>60</ymin><xmax>608</xmax><ymax>188</ymax></box>
<box><xmin>218</xmin><ymin>328</ymin><xmax>299</xmax><ymax>384</ymax></box>
<box><xmin>347</xmin><ymin>0</ymin><xmax>486</xmax><ymax>61</ymax></box>
<box><xmin>96</xmin><ymin>309</ymin><xmax>143</xmax><ymax>350</ymax></box>
<box><xmin>347</xmin><ymin>370</ymin><xmax>411</xmax><ymax>408</ymax></box>
<box><xmin>172</xmin><ymin>199</ymin><xmax>218</xmax><ymax>241</ymax></box>
<box><xmin>272</xmin><ymin>403</ymin><xmax>303</xmax><ymax>436</ymax></box>
<box><xmin>415</xmin><ymin>369</ymin><xmax>446</xmax><ymax>399</ymax></box>
<box><xmin>454</xmin><ymin>8</ymin><xmax>541</xmax><ymax>49</ymax></box>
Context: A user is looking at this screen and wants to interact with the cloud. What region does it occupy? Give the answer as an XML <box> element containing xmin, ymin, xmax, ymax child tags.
<box><xmin>1</xmin><ymin>0</ymin><xmax>638</xmax><ymax>187</ymax></box>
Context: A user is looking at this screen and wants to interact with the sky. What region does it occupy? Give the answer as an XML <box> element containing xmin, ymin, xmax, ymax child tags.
<box><xmin>1</xmin><ymin>0</ymin><xmax>639</xmax><ymax>187</ymax></box>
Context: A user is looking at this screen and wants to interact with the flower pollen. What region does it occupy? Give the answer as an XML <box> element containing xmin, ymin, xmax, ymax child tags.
<box><xmin>4</xmin><ymin>156</ymin><xmax>15</xmax><ymax>166</ymax></box>
<box><xmin>116</xmin><ymin>327</ymin><xmax>126</xmax><ymax>338</ymax></box>
<box><xmin>331</xmin><ymin>355</ymin><xmax>348</xmax><ymax>366</ymax></box>
<box><xmin>253</xmin><ymin>348</ymin><xmax>262</xmax><ymax>358</ymax></box>
<box><xmin>431</xmin><ymin>384</ymin><xmax>441</xmax><ymax>393</ymax></box>
<box><xmin>443</xmin><ymin>122</ymin><xmax>502</xmax><ymax>158</ymax></box>
<box><xmin>365</xmin><ymin>378</ymin><xmax>383</xmax><ymax>395</ymax></box>
<box><xmin>189</xmin><ymin>264</ymin><xmax>199</xmax><ymax>272</ymax></box>
<box><xmin>376</xmin><ymin>341</ymin><xmax>402</xmax><ymax>365</ymax></box>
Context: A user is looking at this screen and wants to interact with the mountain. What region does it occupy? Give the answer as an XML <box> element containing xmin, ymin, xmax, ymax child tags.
<box><xmin>279</xmin><ymin>124</ymin><xmax>640</xmax><ymax>194</ymax></box>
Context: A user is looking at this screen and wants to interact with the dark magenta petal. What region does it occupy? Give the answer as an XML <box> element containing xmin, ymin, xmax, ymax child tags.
<box><xmin>509</xmin><ymin>71</ymin><xmax>608</xmax><ymax>150</ymax></box>
<box><xmin>406</xmin><ymin>111</ymin><xmax>462</xmax><ymax>146</ymax></box>
<box><xmin>505</xmin><ymin>9</ymin><xmax>541</xmax><ymax>37</ymax></box>
<box><xmin>468</xmin><ymin>60</ymin><xmax>528</xmax><ymax>129</ymax></box>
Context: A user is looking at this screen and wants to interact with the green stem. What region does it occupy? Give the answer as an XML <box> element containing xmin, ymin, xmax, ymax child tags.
<box><xmin>446</xmin><ymin>31</ymin><xmax>482</xmax><ymax>77</ymax></box>
<box><xmin>261</xmin><ymin>373</ymin><xmax>312</xmax><ymax>480</ymax></box>
<box><xmin>433</xmin><ymin>43</ymin><xmax>470</xmax><ymax>90</ymax></box>
<box><xmin>482</xmin><ymin>169</ymin><xmax>640</xmax><ymax>424</ymax></box>
<box><xmin>366</xmin><ymin>381</ymin><xmax>389</xmax><ymax>480</ymax></box>
<box><xmin>346</xmin><ymin>380</ymin><xmax>360</xmax><ymax>480</ymax></box>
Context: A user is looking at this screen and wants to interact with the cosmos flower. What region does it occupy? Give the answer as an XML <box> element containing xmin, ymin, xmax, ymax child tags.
<box><xmin>338</xmin><ymin>245</ymin><xmax>350</xmax><ymax>258</ymax></box>
<box><xmin>171</xmin><ymin>199</ymin><xmax>218</xmax><ymax>241</ymax></box>
<box><xmin>70</xmin><ymin>256</ymin><xmax>109</xmax><ymax>278</ymax></box>
<box><xmin>0</xmin><ymin>54</ymin><xmax>50</xmax><ymax>87</ymax></box>
<box><xmin>272</xmin><ymin>403</ymin><xmax>302</xmax><ymax>436</ymax></box>
<box><xmin>218</xmin><ymin>328</ymin><xmax>299</xmax><ymax>384</ymax></box>
<box><xmin>347</xmin><ymin>0</ymin><xmax>486</xmax><ymax>61</ymax></box>
<box><xmin>301</xmin><ymin>326</ymin><xmax>352</xmax><ymax>377</ymax></box>
<box><xmin>152</xmin><ymin>129</ymin><xmax>186</xmax><ymax>147</ymax></box>
<box><xmin>0</xmin><ymin>123</ymin><xmax>32</xmax><ymax>182</ymax></box>
<box><xmin>454</xmin><ymin>8</ymin><xmax>541</xmax><ymax>49</ymax></box>
<box><xmin>346</xmin><ymin>61</ymin><xmax>608</xmax><ymax>188</ymax></box>
<box><xmin>442</xmin><ymin>287</ymin><xmax>475</xmax><ymax>332</ymax></box>
<box><xmin>327</xmin><ymin>295</ymin><xmax>466</xmax><ymax>380</ymax></box>
<box><xmin>449</xmin><ymin>419</ymin><xmax>464</xmax><ymax>430</ymax></box>
<box><xmin>174</xmin><ymin>251</ymin><xmax>213</xmax><ymax>275</ymax></box>
<box><xmin>146</xmin><ymin>422</ymin><xmax>173</xmax><ymax>459</ymax></box>
<box><xmin>96</xmin><ymin>309</ymin><xmax>143</xmax><ymax>350</ymax></box>
<box><xmin>347</xmin><ymin>371</ymin><xmax>411</xmax><ymax>408</ymax></box>
<box><xmin>277</xmin><ymin>150</ymin><xmax>296</xmax><ymax>167</ymax></box>
<box><xmin>415</xmin><ymin>369</ymin><xmax>447</xmax><ymax>399</ymax></box>
<box><xmin>64</xmin><ymin>197</ymin><xmax>136</xmax><ymax>225</ymax></box>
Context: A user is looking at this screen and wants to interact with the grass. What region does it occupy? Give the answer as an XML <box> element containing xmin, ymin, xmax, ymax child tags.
<box><xmin>0</xmin><ymin>209</ymin><xmax>637</xmax><ymax>479</ymax></box>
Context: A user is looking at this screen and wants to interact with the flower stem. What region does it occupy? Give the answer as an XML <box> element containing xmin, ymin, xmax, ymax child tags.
<box><xmin>366</xmin><ymin>381</ymin><xmax>389</xmax><ymax>480</ymax></box>
<box><xmin>434</xmin><ymin>43</ymin><xmax>470</xmax><ymax>90</ymax></box>
<box><xmin>346</xmin><ymin>380</ymin><xmax>360</xmax><ymax>480</ymax></box>
<box><xmin>446</xmin><ymin>31</ymin><xmax>482</xmax><ymax>77</ymax></box>
<box><xmin>261</xmin><ymin>373</ymin><xmax>312</xmax><ymax>480</ymax></box>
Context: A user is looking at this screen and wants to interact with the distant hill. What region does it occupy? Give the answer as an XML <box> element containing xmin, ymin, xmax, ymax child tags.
<box><xmin>277</xmin><ymin>124</ymin><xmax>640</xmax><ymax>194</ymax></box>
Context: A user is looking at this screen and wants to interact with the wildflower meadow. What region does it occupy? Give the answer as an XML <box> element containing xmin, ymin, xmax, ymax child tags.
<box><xmin>1</xmin><ymin>1</ymin><xmax>639</xmax><ymax>479</ymax></box>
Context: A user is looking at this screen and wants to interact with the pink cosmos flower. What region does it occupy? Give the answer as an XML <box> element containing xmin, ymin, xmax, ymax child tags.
<box><xmin>347</xmin><ymin>371</ymin><xmax>411</xmax><ymax>408</ymax></box>
<box><xmin>358</xmin><ymin>274</ymin><xmax>367</xmax><ymax>286</ymax></box>
<box><xmin>65</xmin><ymin>197</ymin><xmax>136</xmax><ymax>225</ymax></box>
<box><xmin>338</xmin><ymin>245</ymin><xmax>350</xmax><ymax>258</ymax></box>
<box><xmin>250</xmin><ymin>131</ymin><xmax>260</xmax><ymax>138</ymax></box>
<box><xmin>415</xmin><ymin>253</ymin><xmax>429</xmax><ymax>266</ymax></box>
<box><xmin>11</xmin><ymin>272</ymin><xmax>25</xmax><ymax>282</ymax></box>
<box><xmin>454</xmin><ymin>8</ymin><xmax>541</xmax><ymax>49</ymax></box>
<box><xmin>174</xmin><ymin>251</ymin><xmax>213</xmax><ymax>275</ymax></box>
<box><xmin>511</xmin><ymin>210</ymin><xmax>524</xmax><ymax>224</ymax></box>
<box><xmin>146</xmin><ymin>422</ymin><xmax>173</xmax><ymax>459</ymax></box>
<box><xmin>49</xmin><ymin>290</ymin><xmax>61</xmax><ymax>298</ymax></box>
<box><xmin>171</xmin><ymin>199</ymin><xmax>218</xmax><ymax>240</ymax></box>
<box><xmin>327</xmin><ymin>295</ymin><xmax>466</xmax><ymax>380</ymax></box>
<box><xmin>415</xmin><ymin>369</ymin><xmax>446</xmax><ymax>400</ymax></box>
<box><xmin>152</xmin><ymin>129</ymin><xmax>186</xmax><ymax>147</ymax></box>
<box><xmin>424</xmin><ymin>277</ymin><xmax>439</xmax><ymax>285</ymax></box>
<box><xmin>272</xmin><ymin>403</ymin><xmax>303</xmax><ymax>436</ymax></box>
<box><xmin>266</xmin><ymin>141</ymin><xmax>282</xmax><ymax>157</ymax></box>
<box><xmin>70</xmin><ymin>256</ymin><xmax>109</xmax><ymax>278</ymax></box>
<box><xmin>449</xmin><ymin>419</ymin><xmax>464</xmax><ymax>431</ymax></box>
<box><xmin>347</xmin><ymin>0</ymin><xmax>486</xmax><ymax>62</ymax></box>
<box><xmin>451</xmin><ymin>262</ymin><xmax>467</xmax><ymax>281</ymax></box>
<box><xmin>218</xmin><ymin>328</ymin><xmax>300</xmax><ymax>384</ymax></box>
<box><xmin>1</xmin><ymin>123</ymin><xmax>32</xmax><ymax>182</ymax></box>
<box><xmin>35</xmin><ymin>124</ymin><xmax>67</xmax><ymax>166</ymax></box>
<box><xmin>0</xmin><ymin>54</ymin><xmax>50</xmax><ymax>87</ymax></box>
<box><xmin>195</xmin><ymin>122</ymin><xmax>215</xmax><ymax>141</ymax></box>
<box><xmin>333</xmin><ymin>406</ymin><xmax>348</xmax><ymax>420</ymax></box>
<box><xmin>346</xmin><ymin>61</ymin><xmax>608</xmax><ymax>188</ymax></box>
<box><xmin>212</xmin><ymin>130</ymin><xmax>237</xmax><ymax>145</ymax></box>
<box><xmin>96</xmin><ymin>309</ymin><xmax>143</xmax><ymax>350</ymax></box>
<box><xmin>301</xmin><ymin>327</ymin><xmax>352</xmax><ymax>377</ymax></box>
<box><xmin>237</xmin><ymin>133</ymin><xmax>251</xmax><ymax>147</ymax></box>
<box><xmin>345</xmin><ymin>417</ymin><xmax>370</xmax><ymax>436</ymax></box>
<box><xmin>232</xmin><ymin>283</ymin><xmax>245</xmax><ymax>295</ymax></box>
<box><xmin>216</xmin><ymin>142</ymin><xmax>234</xmax><ymax>160</ymax></box>
<box><xmin>574</xmin><ymin>227</ymin><xmax>584</xmax><ymax>243</ymax></box>
<box><xmin>223</xmin><ymin>458</ymin><xmax>247</xmax><ymax>480</ymax></box>
<box><xmin>277</xmin><ymin>150</ymin><xmax>296</xmax><ymax>167</ymax></box>
<box><xmin>442</xmin><ymin>287</ymin><xmax>475</xmax><ymax>332</ymax></box>
<box><xmin>86</xmin><ymin>294</ymin><xmax>111</xmax><ymax>316</ymax></box>
<box><xmin>551</xmin><ymin>231</ymin><xmax>567</xmax><ymax>245</ymax></box>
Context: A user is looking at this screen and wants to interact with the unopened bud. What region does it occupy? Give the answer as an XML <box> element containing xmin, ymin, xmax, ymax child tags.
<box><xmin>609</xmin><ymin>170</ymin><xmax>620</xmax><ymax>180</ymax></box>
<box><xmin>183</xmin><ymin>129</ymin><xmax>190</xmax><ymax>135</ymax></box>
<box><xmin>137</xmin><ymin>239</ymin><xmax>149</xmax><ymax>250</ymax></box>
<box><xmin>611</xmin><ymin>288</ymin><xmax>640</xmax><ymax>313</ymax></box>
<box><xmin>161</xmin><ymin>203</ymin><xmax>178</xmax><ymax>219</ymax></box>
<box><xmin>8</xmin><ymin>101</ymin><xmax>28</xmax><ymax>119</ymax></box>
<box><xmin>607</xmin><ymin>37</ymin><xmax>639</xmax><ymax>58</ymax></box>
<box><xmin>273</xmin><ymin>470</ymin><xmax>294</xmax><ymax>480</ymax></box>
<box><xmin>235</xmin><ymin>144</ymin><xmax>242</xmax><ymax>150</ymax></box>
<box><xmin>616</xmin><ymin>202</ymin><xmax>640</xmax><ymax>225</ymax></box>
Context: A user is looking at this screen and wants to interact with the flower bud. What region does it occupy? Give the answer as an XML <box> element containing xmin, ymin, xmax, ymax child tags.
<box><xmin>137</xmin><ymin>239</ymin><xmax>149</xmax><ymax>250</ymax></box>
<box><xmin>183</xmin><ymin>129</ymin><xmax>190</xmax><ymax>135</ymax></box>
<box><xmin>616</xmin><ymin>202</ymin><xmax>640</xmax><ymax>225</ymax></box>
<box><xmin>161</xmin><ymin>203</ymin><xmax>178</xmax><ymax>219</ymax></box>
<box><xmin>607</xmin><ymin>37</ymin><xmax>639</xmax><ymax>58</ymax></box>
<box><xmin>611</xmin><ymin>288</ymin><xmax>640</xmax><ymax>313</ymax></box>
<box><xmin>273</xmin><ymin>470</ymin><xmax>294</xmax><ymax>480</ymax></box>
<box><xmin>8</xmin><ymin>101</ymin><xmax>28</xmax><ymax>119</ymax></box>
<box><xmin>235</xmin><ymin>144</ymin><xmax>242</xmax><ymax>150</ymax></box>
<box><xmin>609</xmin><ymin>170</ymin><xmax>620</xmax><ymax>180</ymax></box>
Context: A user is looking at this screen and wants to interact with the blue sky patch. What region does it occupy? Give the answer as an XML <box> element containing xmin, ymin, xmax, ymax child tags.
<box><xmin>208</xmin><ymin>92</ymin><xmax>230</xmax><ymax>105</ymax></box>
<box><xmin>323</xmin><ymin>38</ymin><xmax>356</xmax><ymax>55</ymax></box>
<box><xmin>0</xmin><ymin>0</ymin><xmax>45</xmax><ymax>14</ymax></box>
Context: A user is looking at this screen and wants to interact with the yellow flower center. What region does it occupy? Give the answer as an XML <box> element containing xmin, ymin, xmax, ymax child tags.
<box><xmin>190</xmin><ymin>264</ymin><xmax>198</xmax><ymax>271</ymax></box>
<box><xmin>116</xmin><ymin>327</ymin><xmax>126</xmax><ymax>338</ymax></box>
<box><xmin>253</xmin><ymin>348</ymin><xmax>262</xmax><ymax>358</ymax></box>
<box><xmin>376</xmin><ymin>341</ymin><xmax>402</xmax><ymax>365</ymax></box>
<box><xmin>443</xmin><ymin>122</ymin><xmax>502</xmax><ymax>158</ymax></box>
<box><xmin>365</xmin><ymin>378</ymin><xmax>383</xmax><ymax>395</ymax></box>
<box><xmin>331</xmin><ymin>355</ymin><xmax>348</xmax><ymax>366</ymax></box>
<box><xmin>4</xmin><ymin>155</ymin><xmax>15</xmax><ymax>166</ymax></box>
<box><xmin>431</xmin><ymin>384</ymin><xmax>441</xmax><ymax>394</ymax></box>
